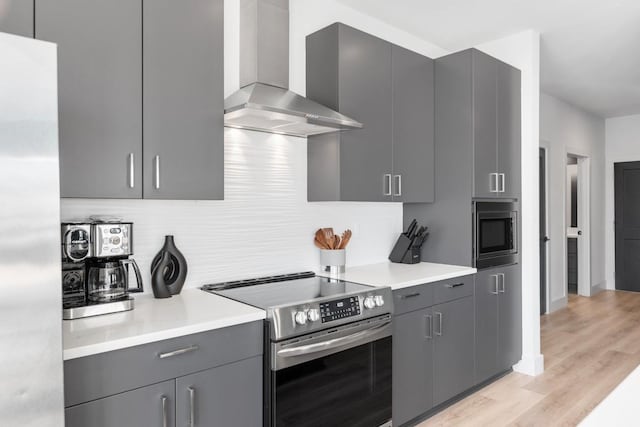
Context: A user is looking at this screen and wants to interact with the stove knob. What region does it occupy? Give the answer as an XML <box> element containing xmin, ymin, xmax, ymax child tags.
<box><xmin>363</xmin><ymin>296</ymin><xmax>376</xmax><ymax>310</ymax></box>
<box><xmin>307</xmin><ymin>309</ymin><xmax>320</xmax><ymax>322</ymax></box>
<box><xmin>374</xmin><ymin>295</ymin><xmax>385</xmax><ymax>307</ymax></box>
<box><xmin>294</xmin><ymin>311</ymin><xmax>308</xmax><ymax>325</ymax></box>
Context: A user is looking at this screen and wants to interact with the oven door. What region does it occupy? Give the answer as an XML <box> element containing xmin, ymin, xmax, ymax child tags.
<box><xmin>267</xmin><ymin>315</ymin><xmax>392</xmax><ymax>427</ymax></box>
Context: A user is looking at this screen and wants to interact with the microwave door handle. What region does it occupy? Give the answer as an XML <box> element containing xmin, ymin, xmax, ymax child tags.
<box><xmin>277</xmin><ymin>321</ymin><xmax>391</xmax><ymax>358</ymax></box>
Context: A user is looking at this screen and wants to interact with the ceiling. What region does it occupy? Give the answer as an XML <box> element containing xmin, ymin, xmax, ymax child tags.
<box><xmin>335</xmin><ymin>0</ymin><xmax>640</xmax><ymax>118</ymax></box>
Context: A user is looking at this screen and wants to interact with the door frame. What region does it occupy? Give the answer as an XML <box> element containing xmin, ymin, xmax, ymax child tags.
<box><xmin>565</xmin><ymin>148</ymin><xmax>591</xmax><ymax>297</ymax></box>
<box><xmin>539</xmin><ymin>142</ymin><xmax>550</xmax><ymax>314</ymax></box>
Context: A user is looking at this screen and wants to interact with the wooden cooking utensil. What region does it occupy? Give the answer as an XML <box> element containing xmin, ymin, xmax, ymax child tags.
<box><xmin>339</xmin><ymin>229</ymin><xmax>352</xmax><ymax>249</ymax></box>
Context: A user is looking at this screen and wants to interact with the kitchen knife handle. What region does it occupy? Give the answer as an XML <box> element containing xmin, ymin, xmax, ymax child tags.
<box><xmin>383</xmin><ymin>174</ymin><xmax>392</xmax><ymax>196</ymax></box>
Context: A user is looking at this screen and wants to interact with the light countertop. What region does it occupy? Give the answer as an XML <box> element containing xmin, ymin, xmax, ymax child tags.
<box><xmin>63</xmin><ymin>288</ymin><xmax>265</xmax><ymax>360</ymax></box>
<box><xmin>318</xmin><ymin>261</ymin><xmax>476</xmax><ymax>290</ymax></box>
<box><xmin>580</xmin><ymin>364</ymin><xmax>640</xmax><ymax>426</ymax></box>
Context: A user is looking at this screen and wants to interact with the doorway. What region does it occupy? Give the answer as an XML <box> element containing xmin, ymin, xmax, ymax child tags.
<box><xmin>566</xmin><ymin>151</ymin><xmax>591</xmax><ymax>297</ymax></box>
<box><xmin>539</xmin><ymin>147</ymin><xmax>549</xmax><ymax>315</ymax></box>
<box><xmin>614</xmin><ymin>161</ymin><xmax>640</xmax><ymax>292</ymax></box>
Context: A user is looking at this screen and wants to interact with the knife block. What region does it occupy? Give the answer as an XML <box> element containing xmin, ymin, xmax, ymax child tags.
<box><xmin>389</xmin><ymin>234</ymin><xmax>422</xmax><ymax>264</ymax></box>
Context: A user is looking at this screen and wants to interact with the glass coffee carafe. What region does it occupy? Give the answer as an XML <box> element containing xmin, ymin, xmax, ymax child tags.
<box><xmin>87</xmin><ymin>259</ymin><xmax>143</xmax><ymax>303</ymax></box>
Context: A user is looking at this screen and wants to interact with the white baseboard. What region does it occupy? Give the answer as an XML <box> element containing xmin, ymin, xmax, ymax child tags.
<box><xmin>591</xmin><ymin>281</ymin><xmax>607</xmax><ymax>295</ymax></box>
<box><xmin>514</xmin><ymin>353</ymin><xmax>545</xmax><ymax>376</ymax></box>
<box><xmin>548</xmin><ymin>297</ymin><xmax>568</xmax><ymax>313</ymax></box>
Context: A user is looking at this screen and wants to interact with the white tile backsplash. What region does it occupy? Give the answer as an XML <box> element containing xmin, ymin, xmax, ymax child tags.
<box><xmin>61</xmin><ymin>129</ymin><xmax>402</xmax><ymax>292</ymax></box>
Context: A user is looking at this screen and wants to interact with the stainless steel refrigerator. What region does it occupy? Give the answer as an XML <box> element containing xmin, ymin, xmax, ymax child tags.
<box><xmin>0</xmin><ymin>32</ymin><xmax>65</xmax><ymax>426</ymax></box>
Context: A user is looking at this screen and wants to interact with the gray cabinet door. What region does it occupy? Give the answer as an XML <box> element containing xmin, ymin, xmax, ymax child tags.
<box><xmin>65</xmin><ymin>380</ymin><xmax>175</xmax><ymax>427</ymax></box>
<box><xmin>143</xmin><ymin>0</ymin><xmax>224</xmax><ymax>200</ymax></box>
<box><xmin>432</xmin><ymin>296</ymin><xmax>475</xmax><ymax>406</ymax></box>
<box><xmin>36</xmin><ymin>0</ymin><xmax>142</xmax><ymax>198</ymax></box>
<box><xmin>497</xmin><ymin>63</ymin><xmax>521</xmax><ymax>199</ymax></box>
<box><xmin>176</xmin><ymin>356</ymin><xmax>262</xmax><ymax>427</ymax></box>
<box><xmin>393</xmin><ymin>308</ymin><xmax>434</xmax><ymax>426</ymax></box>
<box><xmin>0</xmin><ymin>0</ymin><xmax>33</xmax><ymax>37</ymax></box>
<box><xmin>498</xmin><ymin>264</ymin><xmax>522</xmax><ymax>371</ymax></box>
<box><xmin>472</xmin><ymin>50</ymin><xmax>498</xmax><ymax>198</ymax></box>
<box><xmin>474</xmin><ymin>269</ymin><xmax>499</xmax><ymax>384</ymax></box>
<box><xmin>392</xmin><ymin>45</ymin><xmax>435</xmax><ymax>203</ymax></box>
<box><xmin>338</xmin><ymin>25</ymin><xmax>393</xmax><ymax>202</ymax></box>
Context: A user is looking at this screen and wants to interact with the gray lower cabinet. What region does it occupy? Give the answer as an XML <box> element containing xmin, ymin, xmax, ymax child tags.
<box><xmin>0</xmin><ymin>0</ymin><xmax>33</xmax><ymax>37</ymax></box>
<box><xmin>393</xmin><ymin>307</ymin><xmax>434</xmax><ymax>426</ymax></box>
<box><xmin>475</xmin><ymin>264</ymin><xmax>522</xmax><ymax>384</ymax></box>
<box><xmin>306</xmin><ymin>23</ymin><xmax>434</xmax><ymax>203</ymax></box>
<box><xmin>64</xmin><ymin>322</ymin><xmax>263</xmax><ymax>427</ymax></box>
<box><xmin>176</xmin><ymin>357</ymin><xmax>262</xmax><ymax>427</ymax></box>
<box><xmin>392</xmin><ymin>276</ymin><xmax>475</xmax><ymax>426</ymax></box>
<box><xmin>432</xmin><ymin>296</ymin><xmax>475</xmax><ymax>406</ymax></box>
<box><xmin>65</xmin><ymin>380</ymin><xmax>176</xmax><ymax>427</ymax></box>
<box><xmin>36</xmin><ymin>0</ymin><xmax>143</xmax><ymax>199</ymax></box>
<box><xmin>142</xmin><ymin>0</ymin><xmax>224</xmax><ymax>200</ymax></box>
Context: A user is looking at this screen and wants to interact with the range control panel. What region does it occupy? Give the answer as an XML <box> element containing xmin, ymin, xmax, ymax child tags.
<box><xmin>320</xmin><ymin>296</ymin><xmax>360</xmax><ymax>323</ymax></box>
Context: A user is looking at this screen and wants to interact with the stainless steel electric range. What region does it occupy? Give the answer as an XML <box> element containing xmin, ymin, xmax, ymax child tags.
<box><xmin>202</xmin><ymin>272</ymin><xmax>393</xmax><ymax>427</ymax></box>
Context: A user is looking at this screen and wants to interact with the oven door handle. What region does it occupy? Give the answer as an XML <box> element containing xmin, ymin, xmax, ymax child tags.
<box><xmin>277</xmin><ymin>321</ymin><xmax>392</xmax><ymax>358</ymax></box>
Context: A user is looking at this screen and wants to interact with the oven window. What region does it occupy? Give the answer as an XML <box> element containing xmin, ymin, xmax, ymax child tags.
<box><xmin>479</xmin><ymin>218</ymin><xmax>513</xmax><ymax>253</ymax></box>
<box><xmin>273</xmin><ymin>337</ymin><xmax>392</xmax><ymax>427</ymax></box>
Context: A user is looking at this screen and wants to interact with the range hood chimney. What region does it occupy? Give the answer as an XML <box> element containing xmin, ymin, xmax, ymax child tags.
<box><xmin>224</xmin><ymin>0</ymin><xmax>362</xmax><ymax>137</ymax></box>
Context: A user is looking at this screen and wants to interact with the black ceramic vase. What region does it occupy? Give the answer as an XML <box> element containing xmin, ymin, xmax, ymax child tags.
<box><xmin>151</xmin><ymin>235</ymin><xmax>188</xmax><ymax>298</ymax></box>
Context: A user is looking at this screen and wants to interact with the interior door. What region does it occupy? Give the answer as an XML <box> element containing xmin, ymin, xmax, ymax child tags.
<box><xmin>615</xmin><ymin>162</ymin><xmax>640</xmax><ymax>291</ymax></box>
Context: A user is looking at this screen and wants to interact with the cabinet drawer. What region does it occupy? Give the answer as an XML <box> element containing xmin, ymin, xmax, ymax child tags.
<box><xmin>393</xmin><ymin>285</ymin><xmax>434</xmax><ymax>315</ymax></box>
<box><xmin>64</xmin><ymin>321</ymin><xmax>263</xmax><ymax>407</ymax></box>
<box><xmin>433</xmin><ymin>275</ymin><xmax>474</xmax><ymax>305</ymax></box>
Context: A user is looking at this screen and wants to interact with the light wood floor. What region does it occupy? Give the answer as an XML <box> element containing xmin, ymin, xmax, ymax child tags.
<box><xmin>418</xmin><ymin>290</ymin><xmax>640</xmax><ymax>427</ymax></box>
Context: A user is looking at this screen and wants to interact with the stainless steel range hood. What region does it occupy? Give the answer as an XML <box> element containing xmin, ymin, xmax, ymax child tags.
<box><xmin>224</xmin><ymin>0</ymin><xmax>362</xmax><ymax>137</ymax></box>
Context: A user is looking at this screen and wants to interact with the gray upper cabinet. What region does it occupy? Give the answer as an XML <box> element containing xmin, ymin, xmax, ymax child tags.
<box><xmin>143</xmin><ymin>0</ymin><xmax>224</xmax><ymax>200</ymax></box>
<box><xmin>432</xmin><ymin>296</ymin><xmax>475</xmax><ymax>406</ymax></box>
<box><xmin>307</xmin><ymin>23</ymin><xmax>434</xmax><ymax>203</ymax></box>
<box><xmin>307</xmin><ymin>23</ymin><xmax>393</xmax><ymax>202</ymax></box>
<box><xmin>473</xmin><ymin>50</ymin><xmax>499</xmax><ymax>198</ymax></box>
<box><xmin>393</xmin><ymin>307</ymin><xmax>434</xmax><ymax>426</ymax></box>
<box><xmin>65</xmin><ymin>380</ymin><xmax>176</xmax><ymax>427</ymax></box>
<box><xmin>0</xmin><ymin>0</ymin><xmax>34</xmax><ymax>37</ymax></box>
<box><xmin>392</xmin><ymin>45</ymin><xmax>435</xmax><ymax>203</ymax></box>
<box><xmin>176</xmin><ymin>356</ymin><xmax>262</xmax><ymax>427</ymax></box>
<box><xmin>497</xmin><ymin>62</ymin><xmax>522</xmax><ymax>199</ymax></box>
<box><xmin>475</xmin><ymin>264</ymin><xmax>522</xmax><ymax>384</ymax></box>
<box><xmin>36</xmin><ymin>0</ymin><xmax>143</xmax><ymax>199</ymax></box>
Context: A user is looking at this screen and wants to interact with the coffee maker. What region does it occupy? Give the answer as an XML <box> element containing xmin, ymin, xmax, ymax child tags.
<box><xmin>61</xmin><ymin>220</ymin><xmax>143</xmax><ymax>320</ymax></box>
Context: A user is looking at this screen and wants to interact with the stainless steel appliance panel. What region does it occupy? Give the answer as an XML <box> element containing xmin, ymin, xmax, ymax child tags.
<box><xmin>0</xmin><ymin>33</ymin><xmax>65</xmax><ymax>426</ymax></box>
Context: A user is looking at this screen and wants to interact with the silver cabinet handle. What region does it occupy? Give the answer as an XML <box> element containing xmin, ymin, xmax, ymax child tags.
<box><xmin>425</xmin><ymin>314</ymin><xmax>433</xmax><ymax>339</ymax></box>
<box><xmin>158</xmin><ymin>345</ymin><xmax>199</xmax><ymax>359</ymax></box>
<box><xmin>490</xmin><ymin>173</ymin><xmax>499</xmax><ymax>193</ymax></box>
<box><xmin>383</xmin><ymin>174</ymin><xmax>392</xmax><ymax>196</ymax></box>
<box><xmin>128</xmin><ymin>153</ymin><xmax>135</xmax><ymax>188</ymax></box>
<box><xmin>499</xmin><ymin>273</ymin><xmax>506</xmax><ymax>293</ymax></box>
<box><xmin>499</xmin><ymin>173</ymin><xmax>506</xmax><ymax>193</ymax></box>
<box><xmin>435</xmin><ymin>312</ymin><xmax>443</xmax><ymax>336</ymax></box>
<box><xmin>188</xmin><ymin>387</ymin><xmax>195</xmax><ymax>427</ymax></box>
<box><xmin>161</xmin><ymin>396</ymin><xmax>168</xmax><ymax>427</ymax></box>
<box><xmin>400</xmin><ymin>292</ymin><xmax>421</xmax><ymax>299</ymax></box>
<box><xmin>154</xmin><ymin>155</ymin><xmax>161</xmax><ymax>189</ymax></box>
<box><xmin>394</xmin><ymin>174</ymin><xmax>402</xmax><ymax>197</ymax></box>
<box><xmin>491</xmin><ymin>275</ymin><xmax>499</xmax><ymax>295</ymax></box>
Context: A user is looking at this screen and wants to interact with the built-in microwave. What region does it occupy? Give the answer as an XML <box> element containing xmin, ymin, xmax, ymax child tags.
<box><xmin>473</xmin><ymin>201</ymin><xmax>519</xmax><ymax>269</ymax></box>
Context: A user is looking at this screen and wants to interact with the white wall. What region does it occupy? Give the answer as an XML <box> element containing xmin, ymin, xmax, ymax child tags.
<box><xmin>475</xmin><ymin>31</ymin><xmax>543</xmax><ymax>376</ymax></box>
<box><xmin>540</xmin><ymin>93</ymin><xmax>606</xmax><ymax>308</ymax></box>
<box><xmin>62</xmin><ymin>0</ymin><xmax>447</xmax><ymax>291</ymax></box>
<box><xmin>605</xmin><ymin>114</ymin><xmax>640</xmax><ymax>290</ymax></box>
